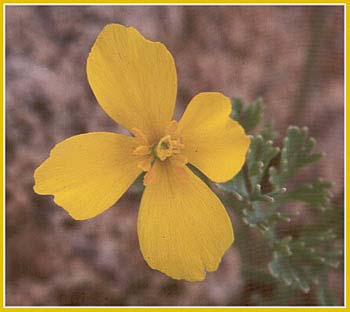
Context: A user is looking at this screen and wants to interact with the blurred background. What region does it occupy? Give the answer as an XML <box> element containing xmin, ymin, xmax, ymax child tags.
<box><xmin>6</xmin><ymin>5</ymin><xmax>344</xmax><ymax>306</ymax></box>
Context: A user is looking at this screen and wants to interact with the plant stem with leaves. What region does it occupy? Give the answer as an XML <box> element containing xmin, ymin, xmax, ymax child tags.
<box><xmin>215</xmin><ymin>98</ymin><xmax>343</xmax><ymax>305</ymax></box>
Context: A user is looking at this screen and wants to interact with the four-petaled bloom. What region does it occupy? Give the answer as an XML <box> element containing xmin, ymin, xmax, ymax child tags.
<box><xmin>33</xmin><ymin>24</ymin><xmax>250</xmax><ymax>282</ymax></box>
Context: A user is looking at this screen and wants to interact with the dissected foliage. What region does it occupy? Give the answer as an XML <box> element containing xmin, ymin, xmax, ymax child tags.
<box><xmin>216</xmin><ymin>98</ymin><xmax>343</xmax><ymax>305</ymax></box>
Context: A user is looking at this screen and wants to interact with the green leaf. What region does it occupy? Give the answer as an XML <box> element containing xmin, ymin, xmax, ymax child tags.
<box><xmin>317</xmin><ymin>286</ymin><xmax>336</xmax><ymax>306</ymax></box>
<box><xmin>217</xmin><ymin>171</ymin><xmax>248</xmax><ymax>199</ymax></box>
<box><xmin>231</xmin><ymin>97</ymin><xmax>264</xmax><ymax>132</ymax></box>
<box><xmin>261</xmin><ymin>121</ymin><xmax>278</xmax><ymax>141</ymax></box>
<box><xmin>242</xmin><ymin>202</ymin><xmax>267</xmax><ymax>228</ymax></box>
<box><xmin>280</xmin><ymin>179</ymin><xmax>333</xmax><ymax>211</ymax></box>
<box><xmin>316</xmin><ymin>273</ymin><xmax>336</xmax><ymax>306</ymax></box>
<box><xmin>246</xmin><ymin>135</ymin><xmax>279</xmax><ymax>187</ymax></box>
<box><xmin>243</xmin><ymin>266</ymin><xmax>276</xmax><ymax>284</ymax></box>
<box><xmin>268</xmin><ymin>251</ymin><xmax>310</xmax><ymax>293</ymax></box>
<box><xmin>219</xmin><ymin>97</ymin><xmax>341</xmax><ymax>305</ymax></box>
<box><xmin>269</xmin><ymin>126</ymin><xmax>322</xmax><ymax>188</ymax></box>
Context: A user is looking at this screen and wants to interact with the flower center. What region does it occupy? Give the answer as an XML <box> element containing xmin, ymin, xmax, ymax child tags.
<box><xmin>131</xmin><ymin>120</ymin><xmax>187</xmax><ymax>185</ymax></box>
<box><xmin>154</xmin><ymin>135</ymin><xmax>184</xmax><ymax>161</ymax></box>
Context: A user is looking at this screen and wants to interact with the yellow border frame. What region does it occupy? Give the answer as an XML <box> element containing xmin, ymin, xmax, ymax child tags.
<box><xmin>1</xmin><ymin>1</ymin><xmax>348</xmax><ymax>310</ymax></box>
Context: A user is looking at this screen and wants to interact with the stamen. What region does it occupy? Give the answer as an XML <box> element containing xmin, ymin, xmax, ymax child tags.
<box><xmin>132</xmin><ymin>145</ymin><xmax>152</xmax><ymax>156</ymax></box>
<box><xmin>131</xmin><ymin>127</ymin><xmax>149</xmax><ymax>145</ymax></box>
<box><xmin>165</xmin><ymin>120</ymin><xmax>178</xmax><ymax>136</ymax></box>
<box><xmin>131</xmin><ymin>123</ymin><xmax>186</xmax><ymax>186</ymax></box>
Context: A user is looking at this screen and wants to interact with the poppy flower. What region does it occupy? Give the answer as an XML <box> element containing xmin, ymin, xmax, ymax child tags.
<box><xmin>34</xmin><ymin>24</ymin><xmax>250</xmax><ymax>281</ymax></box>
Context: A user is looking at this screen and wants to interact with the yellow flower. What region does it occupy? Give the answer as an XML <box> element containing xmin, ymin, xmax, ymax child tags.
<box><xmin>33</xmin><ymin>24</ymin><xmax>250</xmax><ymax>282</ymax></box>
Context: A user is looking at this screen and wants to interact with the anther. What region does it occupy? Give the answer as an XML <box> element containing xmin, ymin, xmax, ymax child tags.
<box><xmin>165</xmin><ymin>120</ymin><xmax>178</xmax><ymax>136</ymax></box>
<box><xmin>133</xmin><ymin>145</ymin><xmax>152</xmax><ymax>156</ymax></box>
<box><xmin>131</xmin><ymin>127</ymin><xmax>149</xmax><ymax>145</ymax></box>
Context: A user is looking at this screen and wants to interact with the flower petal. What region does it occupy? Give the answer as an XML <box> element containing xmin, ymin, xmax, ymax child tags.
<box><xmin>34</xmin><ymin>132</ymin><xmax>142</xmax><ymax>220</ymax></box>
<box><xmin>87</xmin><ymin>24</ymin><xmax>177</xmax><ymax>142</ymax></box>
<box><xmin>177</xmin><ymin>92</ymin><xmax>250</xmax><ymax>183</ymax></box>
<box><xmin>138</xmin><ymin>160</ymin><xmax>234</xmax><ymax>281</ymax></box>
